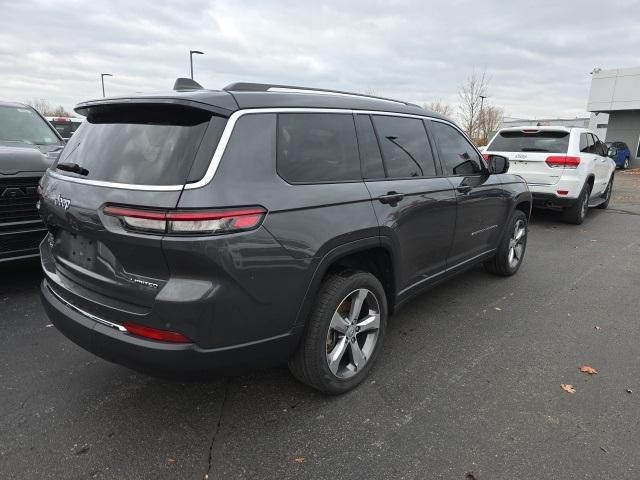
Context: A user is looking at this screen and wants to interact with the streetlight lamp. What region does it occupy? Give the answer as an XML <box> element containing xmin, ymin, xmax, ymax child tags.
<box><xmin>478</xmin><ymin>95</ymin><xmax>488</xmax><ymax>140</ymax></box>
<box><xmin>189</xmin><ymin>50</ymin><xmax>204</xmax><ymax>79</ymax></box>
<box><xmin>101</xmin><ymin>73</ymin><xmax>113</xmax><ymax>97</ymax></box>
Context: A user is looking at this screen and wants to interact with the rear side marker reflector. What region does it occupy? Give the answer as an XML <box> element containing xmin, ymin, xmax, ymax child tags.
<box><xmin>557</xmin><ymin>190</ymin><xmax>569</xmax><ymax>195</ymax></box>
<box><xmin>123</xmin><ymin>322</ymin><xmax>192</xmax><ymax>343</ymax></box>
<box><xmin>104</xmin><ymin>206</ymin><xmax>267</xmax><ymax>235</ymax></box>
<box><xmin>545</xmin><ymin>156</ymin><xmax>580</xmax><ymax>169</ymax></box>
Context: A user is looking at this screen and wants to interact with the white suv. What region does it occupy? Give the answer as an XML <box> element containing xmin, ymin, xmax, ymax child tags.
<box><xmin>485</xmin><ymin>127</ymin><xmax>616</xmax><ymax>224</ymax></box>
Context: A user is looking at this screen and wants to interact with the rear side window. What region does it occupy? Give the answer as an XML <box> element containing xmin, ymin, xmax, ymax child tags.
<box><xmin>277</xmin><ymin>113</ymin><xmax>360</xmax><ymax>183</ymax></box>
<box><xmin>371</xmin><ymin>115</ymin><xmax>436</xmax><ymax>178</ymax></box>
<box><xmin>57</xmin><ymin>104</ymin><xmax>215</xmax><ymax>185</ymax></box>
<box><xmin>488</xmin><ymin>130</ymin><xmax>569</xmax><ymax>154</ymax></box>
<box><xmin>431</xmin><ymin>121</ymin><xmax>483</xmax><ymax>176</ymax></box>
<box><xmin>580</xmin><ymin>133</ymin><xmax>590</xmax><ymax>152</ymax></box>
<box><xmin>354</xmin><ymin>115</ymin><xmax>385</xmax><ymax>179</ymax></box>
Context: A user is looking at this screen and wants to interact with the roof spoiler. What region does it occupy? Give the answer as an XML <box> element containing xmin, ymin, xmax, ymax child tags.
<box><xmin>173</xmin><ymin>78</ymin><xmax>203</xmax><ymax>91</ymax></box>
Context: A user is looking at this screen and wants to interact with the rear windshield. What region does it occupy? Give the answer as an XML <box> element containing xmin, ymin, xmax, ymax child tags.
<box><xmin>488</xmin><ymin>130</ymin><xmax>569</xmax><ymax>154</ymax></box>
<box><xmin>55</xmin><ymin>104</ymin><xmax>217</xmax><ymax>185</ymax></box>
<box><xmin>50</xmin><ymin>120</ymin><xmax>81</xmax><ymax>139</ymax></box>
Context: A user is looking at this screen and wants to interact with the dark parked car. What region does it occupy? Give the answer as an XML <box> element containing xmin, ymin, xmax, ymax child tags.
<box><xmin>39</xmin><ymin>80</ymin><xmax>531</xmax><ymax>393</ymax></box>
<box><xmin>0</xmin><ymin>101</ymin><xmax>64</xmax><ymax>262</ymax></box>
<box><xmin>606</xmin><ymin>141</ymin><xmax>632</xmax><ymax>169</ymax></box>
<box><xmin>46</xmin><ymin>116</ymin><xmax>83</xmax><ymax>141</ymax></box>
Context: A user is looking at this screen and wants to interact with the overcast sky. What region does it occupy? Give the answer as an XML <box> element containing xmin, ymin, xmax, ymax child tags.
<box><xmin>1</xmin><ymin>0</ymin><xmax>639</xmax><ymax>119</ymax></box>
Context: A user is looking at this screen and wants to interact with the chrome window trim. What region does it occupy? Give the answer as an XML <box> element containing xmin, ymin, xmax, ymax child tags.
<box><xmin>46</xmin><ymin>107</ymin><xmax>448</xmax><ymax>192</ymax></box>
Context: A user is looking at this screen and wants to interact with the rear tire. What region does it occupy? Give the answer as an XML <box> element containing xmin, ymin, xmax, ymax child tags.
<box><xmin>563</xmin><ymin>182</ymin><xmax>591</xmax><ymax>225</ymax></box>
<box><xmin>623</xmin><ymin>157</ymin><xmax>630</xmax><ymax>169</ymax></box>
<box><xmin>596</xmin><ymin>174</ymin><xmax>614</xmax><ymax>209</ymax></box>
<box><xmin>288</xmin><ymin>270</ymin><xmax>387</xmax><ymax>395</ymax></box>
<box><xmin>484</xmin><ymin>210</ymin><xmax>528</xmax><ymax>276</ymax></box>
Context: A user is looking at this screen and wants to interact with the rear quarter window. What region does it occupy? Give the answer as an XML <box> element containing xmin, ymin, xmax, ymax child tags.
<box><xmin>488</xmin><ymin>130</ymin><xmax>569</xmax><ymax>154</ymax></box>
<box><xmin>277</xmin><ymin>113</ymin><xmax>360</xmax><ymax>183</ymax></box>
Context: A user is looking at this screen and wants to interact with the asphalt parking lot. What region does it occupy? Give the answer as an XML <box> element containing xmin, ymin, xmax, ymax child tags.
<box><xmin>2</xmin><ymin>170</ymin><xmax>640</xmax><ymax>480</ymax></box>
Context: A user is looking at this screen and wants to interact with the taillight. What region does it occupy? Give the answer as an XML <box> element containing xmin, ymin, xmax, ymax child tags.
<box><xmin>123</xmin><ymin>322</ymin><xmax>191</xmax><ymax>343</ymax></box>
<box><xmin>545</xmin><ymin>156</ymin><xmax>580</xmax><ymax>169</ymax></box>
<box><xmin>103</xmin><ymin>206</ymin><xmax>267</xmax><ymax>235</ymax></box>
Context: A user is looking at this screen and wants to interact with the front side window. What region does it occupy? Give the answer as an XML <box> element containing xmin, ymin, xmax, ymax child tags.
<box><xmin>277</xmin><ymin>113</ymin><xmax>360</xmax><ymax>183</ymax></box>
<box><xmin>431</xmin><ymin>121</ymin><xmax>483</xmax><ymax>176</ymax></box>
<box><xmin>371</xmin><ymin>115</ymin><xmax>436</xmax><ymax>178</ymax></box>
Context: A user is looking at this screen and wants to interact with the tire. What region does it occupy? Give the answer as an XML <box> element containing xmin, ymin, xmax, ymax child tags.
<box><xmin>288</xmin><ymin>270</ymin><xmax>387</xmax><ymax>395</ymax></box>
<box><xmin>484</xmin><ymin>210</ymin><xmax>528</xmax><ymax>276</ymax></box>
<box><xmin>562</xmin><ymin>182</ymin><xmax>591</xmax><ymax>225</ymax></box>
<box><xmin>623</xmin><ymin>157</ymin><xmax>630</xmax><ymax>169</ymax></box>
<box><xmin>596</xmin><ymin>174</ymin><xmax>614</xmax><ymax>209</ymax></box>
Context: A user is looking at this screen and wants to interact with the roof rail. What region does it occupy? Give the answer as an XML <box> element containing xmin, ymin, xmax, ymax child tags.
<box><xmin>223</xmin><ymin>82</ymin><xmax>421</xmax><ymax>108</ymax></box>
<box><xmin>173</xmin><ymin>78</ymin><xmax>204</xmax><ymax>91</ymax></box>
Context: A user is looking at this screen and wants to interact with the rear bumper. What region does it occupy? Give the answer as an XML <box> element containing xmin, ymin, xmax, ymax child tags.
<box><xmin>40</xmin><ymin>279</ymin><xmax>299</xmax><ymax>375</ymax></box>
<box><xmin>531</xmin><ymin>192</ymin><xmax>576</xmax><ymax>208</ymax></box>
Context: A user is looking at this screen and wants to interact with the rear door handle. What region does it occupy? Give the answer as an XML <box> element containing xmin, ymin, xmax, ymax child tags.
<box><xmin>378</xmin><ymin>191</ymin><xmax>405</xmax><ymax>205</ymax></box>
<box><xmin>456</xmin><ymin>185</ymin><xmax>472</xmax><ymax>194</ymax></box>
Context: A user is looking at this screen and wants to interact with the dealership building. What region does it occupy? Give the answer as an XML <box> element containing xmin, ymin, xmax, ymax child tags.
<box><xmin>587</xmin><ymin>66</ymin><xmax>640</xmax><ymax>159</ymax></box>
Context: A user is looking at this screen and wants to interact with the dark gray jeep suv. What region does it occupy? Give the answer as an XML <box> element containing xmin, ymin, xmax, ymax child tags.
<box><xmin>39</xmin><ymin>80</ymin><xmax>531</xmax><ymax>394</ymax></box>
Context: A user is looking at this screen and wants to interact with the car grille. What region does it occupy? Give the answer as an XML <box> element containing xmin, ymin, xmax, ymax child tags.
<box><xmin>0</xmin><ymin>177</ymin><xmax>41</xmax><ymax>223</ymax></box>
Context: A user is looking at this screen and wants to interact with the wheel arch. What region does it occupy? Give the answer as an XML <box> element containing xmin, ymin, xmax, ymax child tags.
<box><xmin>293</xmin><ymin>238</ymin><xmax>398</xmax><ymax>331</ymax></box>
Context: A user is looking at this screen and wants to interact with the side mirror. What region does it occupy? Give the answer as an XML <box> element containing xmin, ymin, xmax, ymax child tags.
<box><xmin>487</xmin><ymin>155</ymin><xmax>509</xmax><ymax>174</ymax></box>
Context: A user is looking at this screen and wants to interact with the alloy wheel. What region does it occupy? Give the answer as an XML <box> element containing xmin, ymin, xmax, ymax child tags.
<box><xmin>326</xmin><ymin>288</ymin><xmax>380</xmax><ymax>379</ymax></box>
<box><xmin>507</xmin><ymin>219</ymin><xmax>526</xmax><ymax>268</ymax></box>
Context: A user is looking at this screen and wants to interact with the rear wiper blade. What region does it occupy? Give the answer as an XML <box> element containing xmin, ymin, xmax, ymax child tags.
<box><xmin>56</xmin><ymin>162</ymin><xmax>89</xmax><ymax>176</ymax></box>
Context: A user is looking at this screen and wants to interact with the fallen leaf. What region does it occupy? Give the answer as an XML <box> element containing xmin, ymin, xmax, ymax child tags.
<box><xmin>494</xmin><ymin>307</ymin><xmax>502</xmax><ymax>311</ymax></box>
<box><xmin>579</xmin><ymin>365</ymin><xmax>598</xmax><ymax>375</ymax></box>
<box><xmin>594</xmin><ymin>326</ymin><xmax>601</xmax><ymax>331</ymax></box>
<box><xmin>293</xmin><ymin>456</ymin><xmax>305</xmax><ymax>464</ymax></box>
<box><xmin>465</xmin><ymin>472</ymin><xmax>478</xmax><ymax>480</ymax></box>
<box><xmin>561</xmin><ymin>384</ymin><xmax>576</xmax><ymax>394</ymax></box>
<box><xmin>166</xmin><ymin>457</ymin><xmax>177</xmax><ymax>465</ymax></box>
<box><xmin>45</xmin><ymin>324</ymin><xmax>53</xmax><ymax>328</ymax></box>
<box><xmin>626</xmin><ymin>388</ymin><xmax>633</xmax><ymax>394</ymax></box>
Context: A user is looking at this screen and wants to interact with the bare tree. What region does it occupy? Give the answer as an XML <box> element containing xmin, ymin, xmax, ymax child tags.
<box><xmin>424</xmin><ymin>100</ymin><xmax>454</xmax><ymax>117</ymax></box>
<box><xmin>458</xmin><ymin>69</ymin><xmax>490</xmax><ymax>142</ymax></box>
<box><xmin>477</xmin><ymin>105</ymin><xmax>503</xmax><ymax>146</ymax></box>
<box><xmin>25</xmin><ymin>98</ymin><xmax>52</xmax><ymax>115</ymax></box>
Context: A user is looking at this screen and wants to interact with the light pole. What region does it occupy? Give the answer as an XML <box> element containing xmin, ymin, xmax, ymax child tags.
<box><xmin>101</xmin><ymin>73</ymin><xmax>113</xmax><ymax>97</ymax></box>
<box><xmin>189</xmin><ymin>50</ymin><xmax>204</xmax><ymax>79</ymax></box>
<box><xmin>478</xmin><ymin>95</ymin><xmax>487</xmax><ymax>140</ymax></box>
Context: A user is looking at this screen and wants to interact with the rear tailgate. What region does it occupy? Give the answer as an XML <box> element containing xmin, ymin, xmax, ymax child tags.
<box><xmin>486</xmin><ymin>129</ymin><xmax>570</xmax><ymax>185</ymax></box>
<box><xmin>39</xmin><ymin>102</ymin><xmax>228</xmax><ymax>326</ymax></box>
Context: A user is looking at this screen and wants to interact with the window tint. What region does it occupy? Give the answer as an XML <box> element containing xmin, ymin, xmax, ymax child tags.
<box><xmin>580</xmin><ymin>133</ymin><xmax>589</xmax><ymax>153</ymax></box>
<box><xmin>593</xmin><ymin>136</ymin><xmax>607</xmax><ymax>156</ymax></box>
<box><xmin>431</xmin><ymin>121</ymin><xmax>484</xmax><ymax>176</ymax></box>
<box><xmin>371</xmin><ymin>115</ymin><xmax>436</xmax><ymax>178</ymax></box>
<box><xmin>56</xmin><ymin>104</ymin><xmax>213</xmax><ymax>185</ymax></box>
<box><xmin>355</xmin><ymin>115</ymin><xmax>385</xmax><ymax>179</ymax></box>
<box><xmin>277</xmin><ymin>113</ymin><xmax>360</xmax><ymax>183</ymax></box>
<box><xmin>488</xmin><ymin>130</ymin><xmax>569</xmax><ymax>154</ymax></box>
